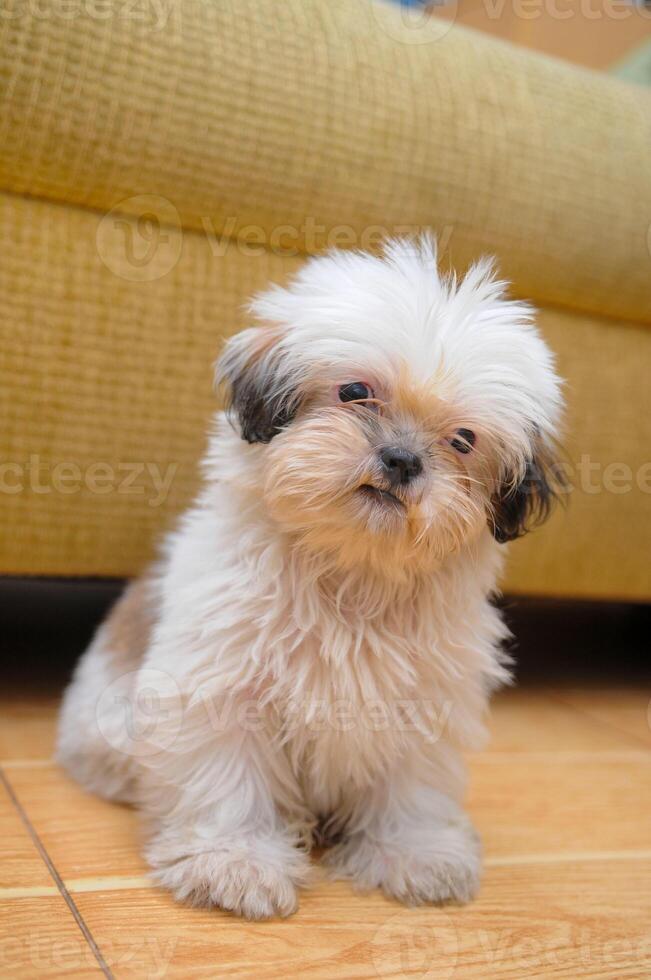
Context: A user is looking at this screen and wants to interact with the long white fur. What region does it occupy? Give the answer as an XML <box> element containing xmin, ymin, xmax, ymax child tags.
<box><xmin>57</xmin><ymin>237</ymin><xmax>563</xmax><ymax>919</ymax></box>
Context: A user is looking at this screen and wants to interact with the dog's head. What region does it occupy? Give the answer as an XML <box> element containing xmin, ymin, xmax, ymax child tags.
<box><xmin>217</xmin><ymin>237</ymin><xmax>564</xmax><ymax>573</ymax></box>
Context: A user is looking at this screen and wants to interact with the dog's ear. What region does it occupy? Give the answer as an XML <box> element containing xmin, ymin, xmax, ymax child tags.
<box><xmin>489</xmin><ymin>435</ymin><xmax>566</xmax><ymax>544</ymax></box>
<box><xmin>215</xmin><ymin>326</ymin><xmax>300</xmax><ymax>444</ymax></box>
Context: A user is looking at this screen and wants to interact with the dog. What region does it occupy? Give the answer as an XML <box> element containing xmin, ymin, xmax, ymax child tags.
<box><xmin>57</xmin><ymin>236</ymin><xmax>563</xmax><ymax>919</ymax></box>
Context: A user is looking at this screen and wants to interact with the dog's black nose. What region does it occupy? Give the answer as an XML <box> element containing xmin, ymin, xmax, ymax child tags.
<box><xmin>379</xmin><ymin>447</ymin><xmax>423</xmax><ymax>486</ymax></box>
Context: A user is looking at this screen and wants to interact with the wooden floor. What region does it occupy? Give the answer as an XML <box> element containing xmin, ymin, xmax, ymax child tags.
<box><xmin>3</xmin><ymin>14</ymin><xmax>650</xmax><ymax>978</ymax></box>
<box><xmin>1</xmin><ymin>681</ymin><xmax>649</xmax><ymax>979</ymax></box>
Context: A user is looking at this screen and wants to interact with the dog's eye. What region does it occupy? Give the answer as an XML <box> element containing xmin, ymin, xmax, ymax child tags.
<box><xmin>450</xmin><ymin>429</ymin><xmax>476</xmax><ymax>453</ymax></box>
<box><xmin>338</xmin><ymin>382</ymin><xmax>374</xmax><ymax>403</ymax></box>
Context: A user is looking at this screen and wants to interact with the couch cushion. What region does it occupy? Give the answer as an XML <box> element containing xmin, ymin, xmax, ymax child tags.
<box><xmin>1</xmin><ymin>0</ymin><xmax>650</xmax><ymax>324</ymax></box>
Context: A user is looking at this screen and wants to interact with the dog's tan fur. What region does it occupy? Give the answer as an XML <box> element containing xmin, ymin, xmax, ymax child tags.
<box><xmin>58</xmin><ymin>239</ymin><xmax>563</xmax><ymax>918</ymax></box>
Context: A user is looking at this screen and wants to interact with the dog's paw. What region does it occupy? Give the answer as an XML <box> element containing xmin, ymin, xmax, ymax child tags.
<box><xmin>147</xmin><ymin>833</ymin><xmax>310</xmax><ymax>919</ymax></box>
<box><xmin>324</xmin><ymin>818</ymin><xmax>481</xmax><ymax>906</ymax></box>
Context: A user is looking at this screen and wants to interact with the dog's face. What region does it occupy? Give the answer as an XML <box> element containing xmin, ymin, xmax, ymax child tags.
<box><xmin>218</xmin><ymin>238</ymin><xmax>563</xmax><ymax>573</ymax></box>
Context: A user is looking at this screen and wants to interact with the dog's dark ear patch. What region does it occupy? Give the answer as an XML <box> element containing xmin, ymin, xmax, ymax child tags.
<box><xmin>229</xmin><ymin>372</ymin><xmax>297</xmax><ymax>444</ymax></box>
<box><xmin>489</xmin><ymin>438</ymin><xmax>566</xmax><ymax>544</ymax></box>
<box><xmin>216</xmin><ymin>328</ymin><xmax>299</xmax><ymax>444</ymax></box>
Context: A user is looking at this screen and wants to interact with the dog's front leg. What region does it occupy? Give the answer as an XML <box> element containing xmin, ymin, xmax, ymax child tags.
<box><xmin>324</xmin><ymin>765</ymin><xmax>481</xmax><ymax>906</ymax></box>
<box><xmin>135</xmin><ymin>672</ymin><xmax>311</xmax><ymax>919</ymax></box>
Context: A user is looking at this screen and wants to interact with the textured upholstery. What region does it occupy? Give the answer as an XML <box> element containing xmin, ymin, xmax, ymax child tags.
<box><xmin>1</xmin><ymin>0</ymin><xmax>649</xmax><ymax>599</ymax></box>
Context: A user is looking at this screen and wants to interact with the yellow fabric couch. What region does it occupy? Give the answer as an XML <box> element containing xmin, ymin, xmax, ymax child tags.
<box><xmin>1</xmin><ymin>0</ymin><xmax>649</xmax><ymax>601</ymax></box>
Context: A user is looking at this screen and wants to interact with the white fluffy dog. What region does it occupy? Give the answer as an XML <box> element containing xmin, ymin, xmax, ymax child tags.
<box><xmin>58</xmin><ymin>237</ymin><xmax>563</xmax><ymax>919</ymax></box>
